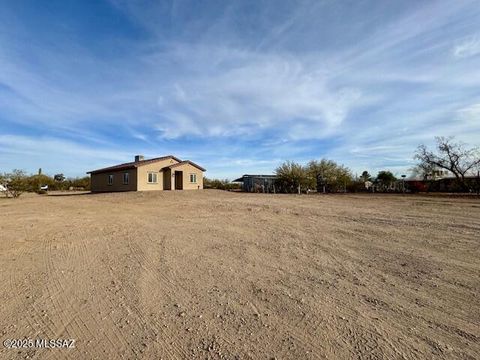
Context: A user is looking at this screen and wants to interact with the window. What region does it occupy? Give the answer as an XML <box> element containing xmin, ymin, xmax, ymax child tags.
<box><xmin>123</xmin><ymin>172</ymin><xmax>129</xmax><ymax>185</ymax></box>
<box><xmin>108</xmin><ymin>174</ymin><xmax>113</xmax><ymax>185</ymax></box>
<box><xmin>148</xmin><ymin>172</ymin><xmax>157</xmax><ymax>183</ymax></box>
<box><xmin>190</xmin><ymin>174</ymin><xmax>197</xmax><ymax>183</ymax></box>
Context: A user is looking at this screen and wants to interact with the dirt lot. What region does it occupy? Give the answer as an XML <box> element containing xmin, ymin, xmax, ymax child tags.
<box><xmin>0</xmin><ymin>191</ymin><xmax>479</xmax><ymax>359</ymax></box>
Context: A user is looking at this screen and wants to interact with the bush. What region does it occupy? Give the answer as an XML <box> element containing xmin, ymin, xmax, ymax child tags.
<box><xmin>204</xmin><ymin>178</ymin><xmax>240</xmax><ymax>190</ymax></box>
<box><xmin>28</xmin><ymin>174</ymin><xmax>55</xmax><ymax>192</ymax></box>
<box><xmin>0</xmin><ymin>170</ymin><xmax>91</xmax><ymax>195</ymax></box>
<box><xmin>67</xmin><ymin>176</ymin><xmax>90</xmax><ymax>190</ymax></box>
<box><xmin>2</xmin><ymin>170</ymin><xmax>29</xmax><ymax>198</ymax></box>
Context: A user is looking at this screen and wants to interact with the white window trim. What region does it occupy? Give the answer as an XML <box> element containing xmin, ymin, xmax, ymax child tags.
<box><xmin>190</xmin><ymin>173</ymin><xmax>197</xmax><ymax>183</ymax></box>
<box><xmin>108</xmin><ymin>174</ymin><xmax>114</xmax><ymax>185</ymax></box>
<box><xmin>123</xmin><ymin>172</ymin><xmax>129</xmax><ymax>185</ymax></box>
<box><xmin>147</xmin><ymin>172</ymin><xmax>158</xmax><ymax>184</ymax></box>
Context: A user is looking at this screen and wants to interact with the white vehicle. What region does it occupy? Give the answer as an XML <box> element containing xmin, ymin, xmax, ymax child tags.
<box><xmin>0</xmin><ymin>184</ymin><xmax>7</xmax><ymax>192</ymax></box>
<box><xmin>40</xmin><ymin>185</ymin><xmax>48</xmax><ymax>191</ymax></box>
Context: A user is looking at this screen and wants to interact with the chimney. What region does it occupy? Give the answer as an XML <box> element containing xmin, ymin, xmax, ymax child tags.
<box><xmin>135</xmin><ymin>155</ymin><xmax>144</xmax><ymax>162</ymax></box>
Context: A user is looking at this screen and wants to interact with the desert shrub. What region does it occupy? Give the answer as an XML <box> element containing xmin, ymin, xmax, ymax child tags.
<box><xmin>69</xmin><ymin>176</ymin><xmax>90</xmax><ymax>190</ymax></box>
<box><xmin>3</xmin><ymin>170</ymin><xmax>29</xmax><ymax>198</ymax></box>
<box><xmin>0</xmin><ymin>170</ymin><xmax>91</xmax><ymax>195</ymax></box>
<box><xmin>28</xmin><ymin>174</ymin><xmax>55</xmax><ymax>192</ymax></box>
<box><xmin>204</xmin><ymin>178</ymin><xmax>240</xmax><ymax>190</ymax></box>
<box><xmin>347</xmin><ymin>180</ymin><xmax>370</xmax><ymax>192</ymax></box>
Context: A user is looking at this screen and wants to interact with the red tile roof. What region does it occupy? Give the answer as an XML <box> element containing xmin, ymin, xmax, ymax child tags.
<box><xmin>87</xmin><ymin>155</ymin><xmax>183</xmax><ymax>174</ymax></box>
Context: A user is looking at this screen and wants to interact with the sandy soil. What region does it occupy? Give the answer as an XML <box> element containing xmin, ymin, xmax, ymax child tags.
<box><xmin>0</xmin><ymin>190</ymin><xmax>479</xmax><ymax>359</ymax></box>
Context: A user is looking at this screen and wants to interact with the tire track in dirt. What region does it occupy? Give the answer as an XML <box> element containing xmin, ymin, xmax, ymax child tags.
<box><xmin>101</xmin><ymin>222</ymin><xmax>191</xmax><ymax>359</ymax></box>
<box><xmin>194</xmin><ymin>223</ymin><xmax>329</xmax><ymax>359</ymax></box>
<box><xmin>29</xmin><ymin>224</ymin><xmax>131</xmax><ymax>359</ymax></box>
<box><xmin>127</xmin><ymin>231</ymin><xmax>191</xmax><ymax>359</ymax></box>
<box><xmin>315</xmin><ymin>232</ymin><xmax>413</xmax><ymax>359</ymax></box>
<box><xmin>5</xmin><ymin>225</ymin><xmax>32</xmax><ymax>305</ymax></box>
<box><xmin>232</xmin><ymin>217</ymin><xmax>406</xmax><ymax>359</ymax></box>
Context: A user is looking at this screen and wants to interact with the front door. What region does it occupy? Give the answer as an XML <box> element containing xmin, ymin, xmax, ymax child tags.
<box><xmin>174</xmin><ymin>171</ymin><xmax>183</xmax><ymax>190</ymax></box>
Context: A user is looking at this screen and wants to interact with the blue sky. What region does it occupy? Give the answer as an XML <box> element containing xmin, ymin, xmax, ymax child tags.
<box><xmin>0</xmin><ymin>0</ymin><xmax>479</xmax><ymax>179</ymax></box>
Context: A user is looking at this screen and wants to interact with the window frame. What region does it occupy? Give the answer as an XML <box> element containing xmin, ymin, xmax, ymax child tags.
<box><xmin>123</xmin><ymin>172</ymin><xmax>129</xmax><ymax>185</ymax></box>
<box><xmin>189</xmin><ymin>173</ymin><xmax>197</xmax><ymax>183</ymax></box>
<box><xmin>108</xmin><ymin>174</ymin><xmax>114</xmax><ymax>185</ymax></box>
<box><xmin>147</xmin><ymin>172</ymin><xmax>158</xmax><ymax>184</ymax></box>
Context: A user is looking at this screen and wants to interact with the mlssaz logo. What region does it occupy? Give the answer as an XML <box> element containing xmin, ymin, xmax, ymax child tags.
<box><xmin>35</xmin><ymin>339</ymin><xmax>76</xmax><ymax>349</ymax></box>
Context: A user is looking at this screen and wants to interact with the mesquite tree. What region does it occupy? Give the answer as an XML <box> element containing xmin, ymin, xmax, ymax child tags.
<box><xmin>415</xmin><ymin>137</ymin><xmax>480</xmax><ymax>191</ymax></box>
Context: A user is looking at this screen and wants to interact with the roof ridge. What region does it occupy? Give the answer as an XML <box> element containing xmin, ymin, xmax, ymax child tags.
<box><xmin>87</xmin><ymin>155</ymin><xmax>183</xmax><ymax>174</ymax></box>
<box><xmin>167</xmin><ymin>159</ymin><xmax>206</xmax><ymax>172</ymax></box>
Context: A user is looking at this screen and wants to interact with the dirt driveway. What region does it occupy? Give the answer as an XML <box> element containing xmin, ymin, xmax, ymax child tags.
<box><xmin>0</xmin><ymin>191</ymin><xmax>479</xmax><ymax>359</ymax></box>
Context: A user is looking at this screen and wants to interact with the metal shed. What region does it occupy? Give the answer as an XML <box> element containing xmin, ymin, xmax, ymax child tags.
<box><xmin>233</xmin><ymin>174</ymin><xmax>277</xmax><ymax>193</ymax></box>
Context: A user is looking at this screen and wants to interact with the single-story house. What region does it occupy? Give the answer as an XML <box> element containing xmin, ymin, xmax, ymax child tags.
<box><xmin>87</xmin><ymin>155</ymin><xmax>206</xmax><ymax>193</ymax></box>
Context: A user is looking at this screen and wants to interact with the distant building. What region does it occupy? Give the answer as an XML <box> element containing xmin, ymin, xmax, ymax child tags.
<box><xmin>233</xmin><ymin>174</ymin><xmax>277</xmax><ymax>193</ymax></box>
<box><xmin>87</xmin><ymin>155</ymin><xmax>206</xmax><ymax>193</ymax></box>
<box><xmin>364</xmin><ymin>180</ymin><xmax>373</xmax><ymax>190</ymax></box>
<box><xmin>405</xmin><ymin>174</ymin><xmax>480</xmax><ymax>193</ymax></box>
<box><xmin>426</xmin><ymin>169</ymin><xmax>450</xmax><ymax>180</ymax></box>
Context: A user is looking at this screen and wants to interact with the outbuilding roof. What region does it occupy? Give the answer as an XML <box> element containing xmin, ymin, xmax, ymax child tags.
<box><xmin>233</xmin><ymin>174</ymin><xmax>277</xmax><ymax>182</ymax></box>
<box><xmin>87</xmin><ymin>155</ymin><xmax>182</xmax><ymax>174</ymax></box>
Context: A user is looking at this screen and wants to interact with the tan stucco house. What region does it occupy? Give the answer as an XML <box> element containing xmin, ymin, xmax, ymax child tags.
<box><xmin>87</xmin><ymin>155</ymin><xmax>205</xmax><ymax>193</ymax></box>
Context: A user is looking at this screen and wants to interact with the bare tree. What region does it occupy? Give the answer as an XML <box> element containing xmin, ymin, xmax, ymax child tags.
<box><xmin>415</xmin><ymin>137</ymin><xmax>480</xmax><ymax>191</ymax></box>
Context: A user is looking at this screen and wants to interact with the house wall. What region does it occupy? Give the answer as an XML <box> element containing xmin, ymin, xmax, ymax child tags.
<box><xmin>136</xmin><ymin>158</ymin><xmax>179</xmax><ymax>191</ymax></box>
<box><xmin>171</xmin><ymin>163</ymin><xmax>204</xmax><ymax>190</ymax></box>
<box><xmin>90</xmin><ymin>169</ymin><xmax>138</xmax><ymax>192</ymax></box>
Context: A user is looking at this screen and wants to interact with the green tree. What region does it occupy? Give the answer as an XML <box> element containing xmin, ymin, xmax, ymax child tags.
<box><xmin>275</xmin><ymin>161</ymin><xmax>309</xmax><ymax>193</ymax></box>
<box><xmin>306</xmin><ymin>159</ymin><xmax>353</xmax><ymax>192</ymax></box>
<box><xmin>376</xmin><ymin>171</ymin><xmax>396</xmax><ymax>191</ymax></box>
<box><xmin>360</xmin><ymin>171</ymin><xmax>371</xmax><ymax>182</ymax></box>
<box><xmin>54</xmin><ymin>173</ymin><xmax>66</xmax><ymax>182</ymax></box>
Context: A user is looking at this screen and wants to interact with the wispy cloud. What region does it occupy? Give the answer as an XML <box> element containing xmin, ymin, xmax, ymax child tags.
<box><xmin>453</xmin><ymin>35</ymin><xmax>480</xmax><ymax>58</ymax></box>
<box><xmin>0</xmin><ymin>0</ymin><xmax>479</xmax><ymax>178</ymax></box>
<box><xmin>151</xmin><ymin>45</ymin><xmax>369</xmax><ymax>140</ymax></box>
